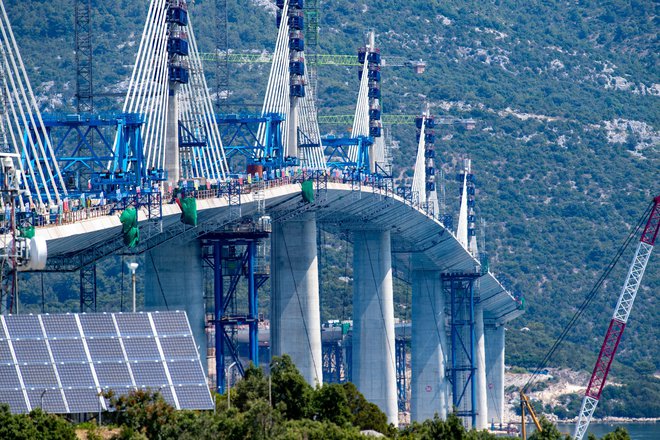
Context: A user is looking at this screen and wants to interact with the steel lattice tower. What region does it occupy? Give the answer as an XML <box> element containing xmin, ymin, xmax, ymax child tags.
<box><xmin>75</xmin><ymin>0</ymin><xmax>97</xmax><ymax>311</ymax></box>
<box><xmin>214</xmin><ymin>0</ymin><xmax>229</xmax><ymax>109</ymax></box>
<box><xmin>74</xmin><ymin>0</ymin><xmax>93</xmax><ymax>113</ymax></box>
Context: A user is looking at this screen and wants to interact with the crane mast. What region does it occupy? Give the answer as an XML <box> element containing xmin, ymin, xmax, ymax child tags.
<box><xmin>574</xmin><ymin>195</ymin><xmax>660</xmax><ymax>440</ymax></box>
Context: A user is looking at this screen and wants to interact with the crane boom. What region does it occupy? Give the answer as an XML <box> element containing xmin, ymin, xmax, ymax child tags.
<box><xmin>574</xmin><ymin>195</ymin><xmax>660</xmax><ymax>440</ymax></box>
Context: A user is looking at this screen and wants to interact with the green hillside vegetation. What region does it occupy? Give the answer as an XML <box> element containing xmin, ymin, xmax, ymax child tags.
<box><xmin>4</xmin><ymin>0</ymin><xmax>658</xmax><ymax>419</ymax></box>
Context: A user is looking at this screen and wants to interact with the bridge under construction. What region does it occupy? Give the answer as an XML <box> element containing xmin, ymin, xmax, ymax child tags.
<box><xmin>0</xmin><ymin>0</ymin><xmax>523</xmax><ymax>429</ymax></box>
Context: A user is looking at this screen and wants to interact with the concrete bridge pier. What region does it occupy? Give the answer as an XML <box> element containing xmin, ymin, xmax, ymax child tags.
<box><xmin>475</xmin><ymin>302</ymin><xmax>488</xmax><ymax>429</ymax></box>
<box><xmin>144</xmin><ymin>240</ymin><xmax>206</xmax><ymax>364</ymax></box>
<box><xmin>411</xmin><ymin>270</ymin><xmax>448</xmax><ymax>422</ymax></box>
<box><xmin>485</xmin><ymin>323</ymin><xmax>505</xmax><ymax>428</ymax></box>
<box><xmin>352</xmin><ymin>229</ymin><xmax>398</xmax><ymax>426</ymax></box>
<box><xmin>270</xmin><ymin>214</ymin><xmax>323</xmax><ymax>386</ymax></box>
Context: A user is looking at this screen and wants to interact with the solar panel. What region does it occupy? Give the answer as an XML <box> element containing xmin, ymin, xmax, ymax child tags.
<box><xmin>123</xmin><ymin>337</ymin><xmax>160</xmax><ymax>360</ymax></box>
<box><xmin>57</xmin><ymin>363</ymin><xmax>95</xmax><ymax>388</ymax></box>
<box><xmin>79</xmin><ymin>314</ymin><xmax>117</xmax><ymax>337</ymax></box>
<box><xmin>41</xmin><ymin>314</ymin><xmax>80</xmax><ymax>338</ymax></box>
<box><xmin>94</xmin><ymin>362</ymin><xmax>133</xmax><ymax>387</ymax></box>
<box><xmin>175</xmin><ymin>385</ymin><xmax>214</xmax><ymax>410</ymax></box>
<box><xmin>12</xmin><ymin>339</ymin><xmax>50</xmax><ymax>364</ymax></box>
<box><xmin>114</xmin><ymin>314</ymin><xmax>153</xmax><ymax>336</ymax></box>
<box><xmin>49</xmin><ymin>339</ymin><xmax>87</xmax><ymax>362</ymax></box>
<box><xmin>4</xmin><ymin>315</ymin><xmax>43</xmax><ymax>338</ymax></box>
<box><xmin>0</xmin><ymin>389</ymin><xmax>28</xmax><ymax>413</ymax></box>
<box><xmin>86</xmin><ymin>337</ymin><xmax>123</xmax><ymax>360</ymax></box>
<box><xmin>64</xmin><ymin>389</ymin><xmax>101</xmax><ymax>413</ymax></box>
<box><xmin>167</xmin><ymin>360</ymin><xmax>207</xmax><ymax>385</ymax></box>
<box><xmin>26</xmin><ymin>388</ymin><xmax>67</xmax><ymax>413</ymax></box>
<box><xmin>20</xmin><ymin>364</ymin><xmax>58</xmax><ymax>388</ymax></box>
<box><xmin>152</xmin><ymin>312</ymin><xmax>192</xmax><ymax>336</ymax></box>
<box><xmin>0</xmin><ymin>340</ymin><xmax>13</xmax><ymax>362</ymax></box>
<box><xmin>0</xmin><ymin>312</ymin><xmax>212</xmax><ymax>414</ymax></box>
<box><xmin>0</xmin><ymin>364</ymin><xmax>21</xmax><ymax>389</ymax></box>
<box><xmin>131</xmin><ymin>361</ymin><xmax>168</xmax><ymax>387</ymax></box>
<box><xmin>160</xmin><ymin>336</ymin><xmax>199</xmax><ymax>360</ymax></box>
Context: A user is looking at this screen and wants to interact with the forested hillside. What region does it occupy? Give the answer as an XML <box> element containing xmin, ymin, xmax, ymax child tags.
<box><xmin>5</xmin><ymin>0</ymin><xmax>658</xmax><ymax>417</ymax></box>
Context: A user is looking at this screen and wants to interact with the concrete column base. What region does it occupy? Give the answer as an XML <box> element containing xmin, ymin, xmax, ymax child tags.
<box><xmin>145</xmin><ymin>239</ymin><xmax>206</xmax><ymax>367</ymax></box>
<box><xmin>485</xmin><ymin>324</ymin><xmax>505</xmax><ymax>428</ymax></box>
<box><xmin>411</xmin><ymin>270</ymin><xmax>448</xmax><ymax>422</ymax></box>
<box><xmin>475</xmin><ymin>302</ymin><xmax>488</xmax><ymax>429</ymax></box>
<box><xmin>270</xmin><ymin>214</ymin><xmax>322</xmax><ymax>386</ymax></box>
<box><xmin>352</xmin><ymin>229</ymin><xmax>398</xmax><ymax>426</ymax></box>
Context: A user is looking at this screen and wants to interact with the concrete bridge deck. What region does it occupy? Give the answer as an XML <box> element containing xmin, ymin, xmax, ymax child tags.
<box><xmin>33</xmin><ymin>179</ymin><xmax>521</xmax><ymax>324</ymax></box>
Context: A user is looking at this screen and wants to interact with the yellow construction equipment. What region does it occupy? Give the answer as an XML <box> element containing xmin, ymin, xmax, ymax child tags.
<box><xmin>520</xmin><ymin>390</ymin><xmax>542</xmax><ymax>440</ymax></box>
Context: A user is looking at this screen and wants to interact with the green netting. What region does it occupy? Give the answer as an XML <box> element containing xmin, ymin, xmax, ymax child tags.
<box><xmin>19</xmin><ymin>226</ymin><xmax>35</xmax><ymax>239</ymax></box>
<box><xmin>120</xmin><ymin>207</ymin><xmax>139</xmax><ymax>248</ymax></box>
<box><xmin>180</xmin><ymin>197</ymin><xmax>197</xmax><ymax>226</ymax></box>
<box><xmin>301</xmin><ymin>180</ymin><xmax>314</xmax><ymax>203</ymax></box>
<box><xmin>123</xmin><ymin>227</ymin><xmax>140</xmax><ymax>248</ymax></box>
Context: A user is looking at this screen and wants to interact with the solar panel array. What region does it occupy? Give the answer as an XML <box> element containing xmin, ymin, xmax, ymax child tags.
<box><xmin>0</xmin><ymin>311</ymin><xmax>213</xmax><ymax>414</ymax></box>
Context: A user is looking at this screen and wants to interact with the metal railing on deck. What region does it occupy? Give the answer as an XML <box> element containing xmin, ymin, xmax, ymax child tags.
<box><xmin>26</xmin><ymin>172</ymin><xmax>443</xmax><ymax>230</ymax></box>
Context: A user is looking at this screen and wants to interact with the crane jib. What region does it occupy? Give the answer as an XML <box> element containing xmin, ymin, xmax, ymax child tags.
<box><xmin>574</xmin><ymin>195</ymin><xmax>660</xmax><ymax>440</ymax></box>
<box><xmin>640</xmin><ymin>196</ymin><xmax>660</xmax><ymax>245</ymax></box>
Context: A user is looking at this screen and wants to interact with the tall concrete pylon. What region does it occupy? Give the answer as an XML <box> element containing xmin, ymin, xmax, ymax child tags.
<box><xmin>411</xmin><ymin>270</ymin><xmax>449</xmax><ymax>421</ymax></box>
<box><xmin>270</xmin><ymin>214</ymin><xmax>323</xmax><ymax>386</ymax></box>
<box><xmin>352</xmin><ymin>229</ymin><xmax>398</xmax><ymax>426</ymax></box>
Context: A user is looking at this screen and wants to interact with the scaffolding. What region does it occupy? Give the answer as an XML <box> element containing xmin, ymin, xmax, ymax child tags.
<box><xmin>443</xmin><ymin>272</ymin><xmax>481</xmax><ymax>427</ymax></box>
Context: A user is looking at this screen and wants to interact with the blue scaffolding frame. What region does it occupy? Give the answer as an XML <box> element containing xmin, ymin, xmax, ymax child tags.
<box><xmin>443</xmin><ymin>272</ymin><xmax>481</xmax><ymax>427</ymax></box>
<box><xmin>24</xmin><ymin>113</ymin><xmax>166</xmax><ymax>197</ymax></box>
<box><xmin>203</xmin><ymin>231</ymin><xmax>269</xmax><ymax>394</ymax></box>
<box><xmin>214</xmin><ymin>113</ymin><xmax>299</xmax><ymax>174</ymax></box>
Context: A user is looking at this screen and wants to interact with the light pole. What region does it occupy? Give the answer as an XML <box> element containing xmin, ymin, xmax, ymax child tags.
<box><xmin>40</xmin><ymin>389</ymin><xmax>47</xmax><ymax>411</ymax></box>
<box><xmin>227</xmin><ymin>361</ymin><xmax>238</xmax><ymax>409</ymax></box>
<box><xmin>127</xmin><ymin>262</ymin><xmax>139</xmax><ymax>312</ymax></box>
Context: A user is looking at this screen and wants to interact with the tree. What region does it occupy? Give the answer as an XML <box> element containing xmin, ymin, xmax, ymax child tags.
<box><xmin>105</xmin><ymin>389</ymin><xmax>177</xmax><ymax>439</ymax></box>
<box><xmin>0</xmin><ymin>405</ymin><xmax>75</xmax><ymax>440</ymax></box>
<box><xmin>528</xmin><ymin>417</ymin><xmax>569</xmax><ymax>440</ymax></box>
<box><xmin>311</xmin><ymin>383</ymin><xmax>352</xmax><ymax>426</ymax></box>
<box><xmin>231</xmin><ymin>363</ymin><xmax>269</xmax><ymax>412</ymax></box>
<box><xmin>601</xmin><ymin>427</ymin><xmax>631</xmax><ymax>440</ymax></box>
<box><xmin>270</xmin><ymin>355</ymin><xmax>314</xmax><ymax>420</ymax></box>
<box><xmin>341</xmin><ymin>382</ymin><xmax>391</xmax><ymax>435</ymax></box>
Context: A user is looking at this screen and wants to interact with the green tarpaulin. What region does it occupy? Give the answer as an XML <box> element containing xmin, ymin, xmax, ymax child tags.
<box><xmin>180</xmin><ymin>197</ymin><xmax>197</xmax><ymax>226</ymax></box>
<box><xmin>119</xmin><ymin>206</ymin><xmax>139</xmax><ymax>248</ymax></box>
<box><xmin>301</xmin><ymin>180</ymin><xmax>314</xmax><ymax>203</ymax></box>
<box><xmin>19</xmin><ymin>226</ymin><xmax>35</xmax><ymax>239</ymax></box>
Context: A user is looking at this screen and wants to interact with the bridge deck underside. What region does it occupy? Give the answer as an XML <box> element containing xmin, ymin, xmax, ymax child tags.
<box><xmin>33</xmin><ymin>183</ymin><xmax>521</xmax><ymax>324</ymax></box>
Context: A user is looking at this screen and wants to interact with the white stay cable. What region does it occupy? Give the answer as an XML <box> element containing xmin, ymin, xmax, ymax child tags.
<box><xmin>185</xmin><ymin>22</ymin><xmax>220</xmax><ymax>179</ymax></box>
<box><xmin>142</xmin><ymin>15</ymin><xmax>169</xmax><ymax>171</ymax></box>
<box><xmin>123</xmin><ymin>0</ymin><xmax>159</xmax><ymax>112</ymax></box>
<box><xmin>2</xmin><ymin>79</ymin><xmax>32</xmax><ymax>209</ymax></box>
<box><xmin>349</xmin><ymin>54</ymin><xmax>370</xmax><ymax>162</ymax></box>
<box><xmin>258</xmin><ymin>0</ymin><xmax>290</xmax><ymax>151</ymax></box>
<box><xmin>0</xmin><ymin>0</ymin><xmax>66</xmax><ymax>203</ymax></box>
<box><xmin>0</xmin><ymin>23</ymin><xmax>50</xmax><ymax>206</ymax></box>
<box><xmin>187</xmin><ymin>21</ymin><xmax>228</xmax><ymax>179</ymax></box>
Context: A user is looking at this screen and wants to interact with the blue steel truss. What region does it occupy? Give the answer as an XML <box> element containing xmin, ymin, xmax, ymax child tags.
<box><xmin>215</xmin><ymin>113</ymin><xmax>298</xmax><ymax>174</ymax></box>
<box><xmin>396</xmin><ymin>338</ymin><xmax>407</xmax><ymax>412</ymax></box>
<box><xmin>24</xmin><ymin>113</ymin><xmax>166</xmax><ymax>198</ymax></box>
<box><xmin>322</xmin><ymin>135</ymin><xmax>372</xmax><ymax>175</ymax></box>
<box><xmin>443</xmin><ymin>272</ymin><xmax>481</xmax><ymax>427</ymax></box>
<box><xmin>202</xmin><ymin>231</ymin><xmax>269</xmax><ymax>394</ymax></box>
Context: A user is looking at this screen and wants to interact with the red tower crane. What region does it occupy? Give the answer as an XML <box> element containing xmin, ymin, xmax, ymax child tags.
<box><xmin>574</xmin><ymin>195</ymin><xmax>660</xmax><ymax>440</ymax></box>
